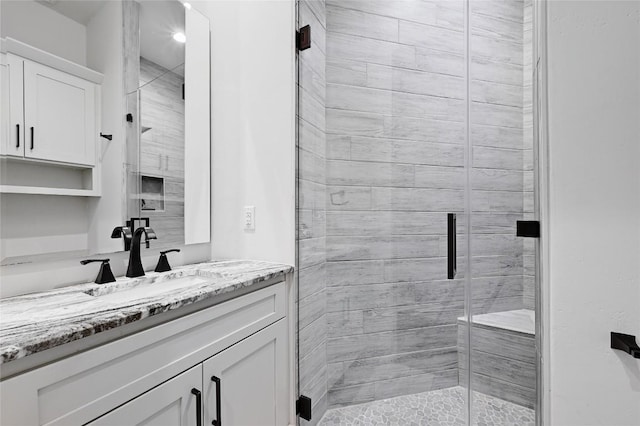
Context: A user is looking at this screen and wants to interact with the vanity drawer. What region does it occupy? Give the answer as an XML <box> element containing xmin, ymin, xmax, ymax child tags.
<box><xmin>0</xmin><ymin>281</ymin><xmax>286</xmax><ymax>426</ymax></box>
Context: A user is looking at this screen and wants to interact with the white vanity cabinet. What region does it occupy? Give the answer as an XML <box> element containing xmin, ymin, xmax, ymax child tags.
<box><xmin>0</xmin><ymin>281</ymin><xmax>293</xmax><ymax>426</ymax></box>
<box><xmin>203</xmin><ymin>319</ymin><xmax>289</xmax><ymax>426</ymax></box>
<box><xmin>1</xmin><ymin>53</ymin><xmax>99</xmax><ymax>166</ymax></box>
<box><xmin>89</xmin><ymin>365</ymin><xmax>201</xmax><ymax>426</ymax></box>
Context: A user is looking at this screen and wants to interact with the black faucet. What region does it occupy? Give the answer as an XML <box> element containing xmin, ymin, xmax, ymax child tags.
<box><xmin>111</xmin><ymin>226</ymin><xmax>132</xmax><ymax>251</ymax></box>
<box><xmin>126</xmin><ymin>227</ymin><xmax>157</xmax><ymax>278</ymax></box>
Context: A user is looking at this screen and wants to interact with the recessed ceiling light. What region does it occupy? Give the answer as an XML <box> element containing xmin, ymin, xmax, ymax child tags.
<box><xmin>172</xmin><ymin>32</ymin><xmax>186</xmax><ymax>43</ymax></box>
<box><xmin>183</xmin><ymin>2</ymin><xmax>192</xmax><ymax>9</ymax></box>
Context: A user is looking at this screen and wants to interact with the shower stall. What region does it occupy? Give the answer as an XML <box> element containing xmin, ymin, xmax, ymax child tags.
<box><xmin>296</xmin><ymin>0</ymin><xmax>541</xmax><ymax>424</ymax></box>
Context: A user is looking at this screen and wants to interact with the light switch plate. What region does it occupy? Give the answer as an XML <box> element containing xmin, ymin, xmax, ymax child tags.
<box><xmin>244</xmin><ymin>206</ymin><xmax>255</xmax><ymax>231</ymax></box>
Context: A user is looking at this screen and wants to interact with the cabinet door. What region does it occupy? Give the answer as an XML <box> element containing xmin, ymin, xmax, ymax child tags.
<box><xmin>88</xmin><ymin>365</ymin><xmax>202</xmax><ymax>426</ymax></box>
<box><xmin>1</xmin><ymin>54</ymin><xmax>25</xmax><ymax>157</ymax></box>
<box><xmin>203</xmin><ymin>319</ymin><xmax>289</xmax><ymax>426</ymax></box>
<box><xmin>23</xmin><ymin>59</ymin><xmax>96</xmax><ymax>166</ymax></box>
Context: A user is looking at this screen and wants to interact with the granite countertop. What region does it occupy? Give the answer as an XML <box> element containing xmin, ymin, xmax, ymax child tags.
<box><xmin>0</xmin><ymin>260</ymin><xmax>293</xmax><ymax>365</ymax></box>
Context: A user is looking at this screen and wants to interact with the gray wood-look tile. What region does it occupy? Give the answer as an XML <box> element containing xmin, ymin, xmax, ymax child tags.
<box><xmin>327</xmin><ymin>280</ymin><xmax>464</xmax><ymax>312</ymax></box>
<box><xmin>327</xmin><ymin>325</ymin><xmax>457</xmax><ymax>362</ymax></box>
<box><xmin>327</xmin><ymin>6</ymin><xmax>399</xmax><ymax>43</ymax></box>
<box><xmin>326</xmin><ymin>135</ymin><xmax>351</xmax><ymax>160</ymax></box>
<box><xmin>472</xmin><ymin>102</ymin><xmax>523</xmax><ymax>129</ymax></box>
<box><xmin>326</xmin><ymin>260</ymin><xmax>385</xmax><ymax>286</ymax></box>
<box><xmin>364</xmin><ymin>305</ymin><xmax>463</xmax><ymax>333</ymax></box>
<box><xmin>472</xmin><ymin>80</ymin><xmax>523</xmax><ymax>108</ymax></box>
<box><xmin>300</xmin><ymin>340</ymin><xmax>327</xmax><ymax>396</ymax></box>
<box><xmin>371</xmin><ymin>187</ymin><xmax>465</xmax><ymax>212</ymax></box>
<box><xmin>327</xmin><ymin>84</ymin><xmax>465</xmax><ymax>122</ymax></box>
<box><xmin>326</xmin><ymin>235</ymin><xmax>442</xmax><ymax>261</ymax></box>
<box><xmin>300</xmin><ymin>2</ymin><xmax>327</xmax><ymax>52</ymax></box>
<box><xmin>472</xmin><ymin>0</ymin><xmax>524</xmax><ymax>25</ymax></box>
<box><xmin>471</xmin><ymin>168</ymin><xmax>524</xmax><ymax>191</ymax></box>
<box><xmin>415</xmin><ymin>47</ymin><xmax>464</xmax><ymax>77</ymax></box>
<box><xmin>327</xmin><ymin>0</ymin><xmax>462</xmax><ymax>30</ymax></box>
<box><xmin>383</xmin><ymin>115</ymin><xmax>466</xmax><ymax>144</ymax></box>
<box><xmin>300</xmin><ymin>87</ymin><xmax>326</xmax><ymax>132</ymax></box>
<box><xmin>327</xmin><ymin>32</ymin><xmax>416</xmax><ymax>69</ymax></box>
<box><xmin>471</xmin><ymin>12</ymin><xmax>524</xmax><ymax>42</ymax></box>
<box><xmin>473</xmin><ymin>146</ymin><xmax>524</xmax><ymax>170</ymax></box>
<box><xmin>398</xmin><ymin>20</ymin><xmax>464</xmax><ymax>55</ymax></box>
<box><xmin>472</xmin><ymin>36</ymin><xmax>523</xmax><ymax>66</ymax></box>
<box><xmin>327</xmin><ymin>160</ymin><xmax>414</xmax><ymax>187</ymax></box>
<box><xmin>300</xmin><ymin>314</ymin><xmax>328</xmax><ymax>359</ymax></box>
<box><xmin>471</xmin><ymin>124</ymin><xmax>523</xmax><ymax>149</ymax></box>
<box><xmin>327</xmin><ymin>211</ymin><xmax>454</xmax><ymax>236</ymax></box>
<box><xmin>299</xmin><ymin>118</ymin><xmax>326</xmax><ymax>158</ymax></box>
<box><xmin>332</xmin><ymin>347</ymin><xmax>458</xmax><ymax>388</ymax></box>
<box><xmin>373</xmin><ymin>369</ymin><xmax>458</xmax><ymax>401</ymax></box>
<box><xmin>299</xmin><ymin>237</ymin><xmax>326</xmax><ymax>269</ymax></box>
<box><xmin>300</xmin><ymin>289</ymin><xmax>327</xmax><ymax>329</ymax></box>
<box><xmin>327</xmin><ymin>310</ymin><xmax>364</xmax><ymax>337</ymax></box>
<box><xmin>299</xmin><ymin>262</ymin><xmax>327</xmax><ymax>300</ymax></box>
<box><xmin>367</xmin><ymin>63</ymin><xmax>465</xmax><ymax>100</ymax></box>
<box><xmin>327</xmin><ymin>58</ymin><xmax>367</xmax><ymax>87</ymax></box>
<box><xmin>414</xmin><ymin>166</ymin><xmax>466</xmax><ymax>189</ymax></box>
<box><xmin>472</xmin><ymin>56</ymin><xmax>523</xmax><ymax>86</ymax></box>
<box><xmin>326</xmin><ymin>109</ymin><xmax>385</xmax><ymax>138</ymax></box>
<box><xmin>349</xmin><ymin>137</ymin><xmax>465</xmax><ymax>167</ymax></box>
<box><xmin>326</xmin><ymin>185</ymin><xmax>372</xmax><ymax>210</ymax></box>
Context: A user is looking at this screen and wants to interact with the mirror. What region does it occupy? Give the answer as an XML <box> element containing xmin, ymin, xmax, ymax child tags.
<box><xmin>0</xmin><ymin>0</ymin><xmax>210</xmax><ymax>265</ymax></box>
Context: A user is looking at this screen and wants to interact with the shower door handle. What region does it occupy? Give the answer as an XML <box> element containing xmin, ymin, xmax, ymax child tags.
<box><xmin>447</xmin><ymin>213</ymin><xmax>456</xmax><ymax>279</ymax></box>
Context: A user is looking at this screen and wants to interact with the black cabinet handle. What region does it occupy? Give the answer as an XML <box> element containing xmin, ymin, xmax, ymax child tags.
<box><xmin>30</xmin><ymin>127</ymin><xmax>34</xmax><ymax>150</ymax></box>
<box><xmin>16</xmin><ymin>124</ymin><xmax>19</xmax><ymax>148</ymax></box>
<box><xmin>211</xmin><ymin>376</ymin><xmax>222</xmax><ymax>426</ymax></box>
<box><xmin>447</xmin><ymin>213</ymin><xmax>457</xmax><ymax>279</ymax></box>
<box><xmin>191</xmin><ymin>388</ymin><xmax>202</xmax><ymax>426</ymax></box>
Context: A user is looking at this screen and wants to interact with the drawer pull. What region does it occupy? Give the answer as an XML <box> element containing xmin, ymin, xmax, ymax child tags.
<box><xmin>191</xmin><ymin>388</ymin><xmax>202</xmax><ymax>426</ymax></box>
<box><xmin>30</xmin><ymin>126</ymin><xmax>34</xmax><ymax>150</ymax></box>
<box><xmin>211</xmin><ymin>376</ymin><xmax>222</xmax><ymax>426</ymax></box>
<box><xmin>16</xmin><ymin>124</ymin><xmax>19</xmax><ymax>148</ymax></box>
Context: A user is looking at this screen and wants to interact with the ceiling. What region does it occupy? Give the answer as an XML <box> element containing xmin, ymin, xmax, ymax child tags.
<box><xmin>36</xmin><ymin>0</ymin><xmax>108</xmax><ymax>25</ymax></box>
<box><xmin>139</xmin><ymin>0</ymin><xmax>185</xmax><ymax>75</ymax></box>
<box><xmin>35</xmin><ymin>0</ymin><xmax>185</xmax><ymax>76</ymax></box>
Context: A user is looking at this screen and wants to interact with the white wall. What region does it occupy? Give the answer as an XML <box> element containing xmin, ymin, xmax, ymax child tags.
<box><xmin>547</xmin><ymin>1</ymin><xmax>640</xmax><ymax>424</ymax></box>
<box><xmin>196</xmin><ymin>0</ymin><xmax>296</xmax><ymax>266</ymax></box>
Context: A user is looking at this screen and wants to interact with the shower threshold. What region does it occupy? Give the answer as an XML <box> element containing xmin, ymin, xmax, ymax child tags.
<box><xmin>318</xmin><ymin>386</ymin><xmax>534</xmax><ymax>426</ymax></box>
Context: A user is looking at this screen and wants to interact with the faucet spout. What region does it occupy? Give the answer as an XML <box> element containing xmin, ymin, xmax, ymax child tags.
<box><xmin>126</xmin><ymin>227</ymin><xmax>158</xmax><ymax>278</ymax></box>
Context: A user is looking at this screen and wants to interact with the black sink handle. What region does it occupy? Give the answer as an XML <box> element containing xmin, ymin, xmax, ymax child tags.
<box><xmin>611</xmin><ymin>332</ymin><xmax>640</xmax><ymax>358</ymax></box>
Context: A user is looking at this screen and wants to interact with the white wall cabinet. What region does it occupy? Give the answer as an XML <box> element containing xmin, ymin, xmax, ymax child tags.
<box><xmin>2</xmin><ymin>53</ymin><xmax>97</xmax><ymax>166</ymax></box>
<box><xmin>1</xmin><ymin>53</ymin><xmax>25</xmax><ymax>158</ymax></box>
<box><xmin>22</xmin><ymin>59</ymin><xmax>97</xmax><ymax>166</ymax></box>
<box><xmin>0</xmin><ymin>41</ymin><xmax>102</xmax><ymax>196</ymax></box>
<box><xmin>0</xmin><ymin>281</ymin><xmax>293</xmax><ymax>426</ymax></box>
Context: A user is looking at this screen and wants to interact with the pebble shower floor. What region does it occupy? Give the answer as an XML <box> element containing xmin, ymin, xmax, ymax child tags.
<box><xmin>318</xmin><ymin>386</ymin><xmax>535</xmax><ymax>426</ymax></box>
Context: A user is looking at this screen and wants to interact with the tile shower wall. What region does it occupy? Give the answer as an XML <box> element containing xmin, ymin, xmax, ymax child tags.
<box><xmin>322</xmin><ymin>0</ymin><xmax>531</xmax><ymax>408</ymax></box>
<box><xmin>297</xmin><ymin>0</ymin><xmax>328</xmax><ymax>424</ymax></box>
<box><xmin>522</xmin><ymin>0</ymin><xmax>535</xmax><ymax>310</ymax></box>
<box><xmin>139</xmin><ymin>58</ymin><xmax>185</xmax><ymax>247</ymax></box>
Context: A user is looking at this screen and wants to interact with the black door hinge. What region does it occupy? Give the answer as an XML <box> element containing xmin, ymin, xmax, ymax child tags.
<box><xmin>516</xmin><ymin>220</ymin><xmax>540</xmax><ymax>238</ymax></box>
<box><xmin>296</xmin><ymin>395</ymin><xmax>312</xmax><ymax>421</ymax></box>
<box><xmin>297</xmin><ymin>25</ymin><xmax>311</xmax><ymax>51</ymax></box>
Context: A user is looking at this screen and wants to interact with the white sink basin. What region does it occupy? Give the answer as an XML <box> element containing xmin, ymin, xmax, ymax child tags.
<box><xmin>83</xmin><ymin>275</ymin><xmax>208</xmax><ymax>302</ymax></box>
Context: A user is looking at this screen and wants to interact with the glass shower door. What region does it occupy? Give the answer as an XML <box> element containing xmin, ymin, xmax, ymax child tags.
<box><xmin>296</xmin><ymin>0</ymin><xmax>472</xmax><ymax>423</ymax></box>
<box><xmin>467</xmin><ymin>0</ymin><xmax>539</xmax><ymax>424</ymax></box>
